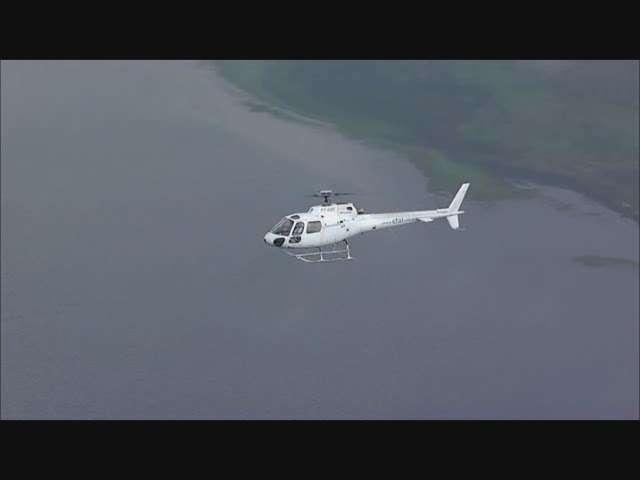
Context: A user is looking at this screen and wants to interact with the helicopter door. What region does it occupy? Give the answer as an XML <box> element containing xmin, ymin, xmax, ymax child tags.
<box><xmin>318</xmin><ymin>205</ymin><xmax>341</xmax><ymax>243</ymax></box>
<box><xmin>319</xmin><ymin>206</ymin><xmax>338</xmax><ymax>228</ymax></box>
<box><xmin>304</xmin><ymin>220</ymin><xmax>324</xmax><ymax>246</ymax></box>
<box><xmin>288</xmin><ymin>221</ymin><xmax>305</xmax><ymax>244</ymax></box>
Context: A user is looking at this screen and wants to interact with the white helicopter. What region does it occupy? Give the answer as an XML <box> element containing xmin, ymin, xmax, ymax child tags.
<box><xmin>264</xmin><ymin>183</ymin><xmax>470</xmax><ymax>263</ymax></box>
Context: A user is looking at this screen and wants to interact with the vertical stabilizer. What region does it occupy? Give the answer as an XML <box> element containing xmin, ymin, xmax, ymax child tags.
<box><xmin>448</xmin><ymin>183</ymin><xmax>470</xmax><ymax>213</ymax></box>
<box><xmin>447</xmin><ymin>215</ymin><xmax>460</xmax><ymax>229</ymax></box>
<box><xmin>446</xmin><ymin>183</ymin><xmax>469</xmax><ymax>230</ymax></box>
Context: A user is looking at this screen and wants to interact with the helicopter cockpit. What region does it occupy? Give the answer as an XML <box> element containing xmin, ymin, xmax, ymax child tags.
<box><xmin>265</xmin><ymin>213</ymin><xmax>324</xmax><ymax>247</ymax></box>
<box><xmin>270</xmin><ymin>217</ymin><xmax>294</xmax><ymax>236</ymax></box>
<box><xmin>264</xmin><ymin>189</ymin><xmax>361</xmax><ymax>249</ymax></box>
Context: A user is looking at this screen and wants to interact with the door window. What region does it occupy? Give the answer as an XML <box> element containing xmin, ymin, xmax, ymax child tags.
<box><xmin>292</xmin><ymin>222</ymin><xmax>304</xmax><ymax>236</ymax></box>
<box><xmin>306</xmin><ymin>221</ymin><xmax>322</xmax><ymax>234</ymax></box>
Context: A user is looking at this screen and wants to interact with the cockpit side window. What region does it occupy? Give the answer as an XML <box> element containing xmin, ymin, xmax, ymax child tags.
<box><xmin>292</xmin><ymin>222</ymin><xmax>304</xmax><ymax>236</ymax></box>
<box><xmin>306</xmin><ymin>221</ymin><xmax>322</xmax><ymax>234</ymax></box>
<box><xmin>271</xmin><ymin>218</ymin><xmax>294</xmax><ymax>236</ymax></box>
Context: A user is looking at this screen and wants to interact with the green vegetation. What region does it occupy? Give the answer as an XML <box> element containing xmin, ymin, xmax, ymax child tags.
<box><xmin>214</xmin><ymin>60</ymin><xmax>639</xmax><ymax>220</ymax></box>
<box><xmin>399</xmin><ymin>147</ymin><xmax>527</xmax><ymax>201</ymax></box>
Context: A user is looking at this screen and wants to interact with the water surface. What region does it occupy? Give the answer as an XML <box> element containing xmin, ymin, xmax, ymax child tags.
<box><xmin>1</xmin><ymin>61</ymin><xmax>638</xmax><ymax>419</ymax></box>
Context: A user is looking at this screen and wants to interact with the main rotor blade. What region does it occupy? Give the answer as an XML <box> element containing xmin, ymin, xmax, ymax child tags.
<box><xmin>304</xmin><ymin>191</ymin><xmax>374</xmax><ymax>198</ymax></box>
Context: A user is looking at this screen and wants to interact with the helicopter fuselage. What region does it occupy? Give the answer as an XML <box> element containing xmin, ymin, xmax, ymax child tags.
<box><xmin>264</xmin><ymin>183</ymin><xmax>470</xmax><ymax>262</ymax></box>
<box><xmin>264</xmin><ymin>199</ymin><xmax>464</xmax><ymax>249</ymax></box>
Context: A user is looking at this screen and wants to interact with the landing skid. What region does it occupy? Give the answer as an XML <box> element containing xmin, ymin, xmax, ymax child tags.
<box><xmin>285</xmin><ymin>241</ymin><xmax>354</xmax><ymax>263</ymax></box>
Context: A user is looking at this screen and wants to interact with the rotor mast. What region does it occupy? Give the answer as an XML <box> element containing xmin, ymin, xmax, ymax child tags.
<box><xmin>310</xmin><ymin>189</ymin><xmax>355</xmax><ymax>205</ymax></box>
<box><xmin>319</xmin><ymin>190</ymin><xmax>332</xmax><ymax>204</ymax></box>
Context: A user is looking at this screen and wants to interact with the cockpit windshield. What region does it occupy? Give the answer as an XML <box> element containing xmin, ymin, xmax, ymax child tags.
<box><xmin>271</xmin><ymin>218</ymin><xmax>294</xmax><ymax>236</ymax></box>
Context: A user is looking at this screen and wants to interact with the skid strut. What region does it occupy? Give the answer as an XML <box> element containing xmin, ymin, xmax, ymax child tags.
<box><xmin>285</xmin><ymin>240</ymin><xmax>354</xmax><ymax>263</ymax></box>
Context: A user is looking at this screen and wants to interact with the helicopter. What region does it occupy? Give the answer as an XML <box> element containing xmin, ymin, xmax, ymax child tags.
<box><xmin>264</xmin><ymin>183</ymin><xmax>470</xmax><ymax>263</ymax></box>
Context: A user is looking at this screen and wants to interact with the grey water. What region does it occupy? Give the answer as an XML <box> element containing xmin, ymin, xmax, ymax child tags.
<box><xmin>1</xmin><ymin>61</ymin><xmax>638</xmax><ymax>419</ymax></box>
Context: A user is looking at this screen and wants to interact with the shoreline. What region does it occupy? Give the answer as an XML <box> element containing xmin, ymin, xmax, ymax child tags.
<box><xmin>213</xmin><ymin>61</ymin><xmax>639</xmax><ymax>223</ymax></box>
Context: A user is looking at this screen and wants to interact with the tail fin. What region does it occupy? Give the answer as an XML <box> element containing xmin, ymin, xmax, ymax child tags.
<box><xmin>446</xmin><ymin>183</ymin><xmax>470</xmax><ymax>230</ymax></box>
<box><xmin>447</xmin><ymin>215</ymin><xmax>460</xmax><ymax>230</ymax></box>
